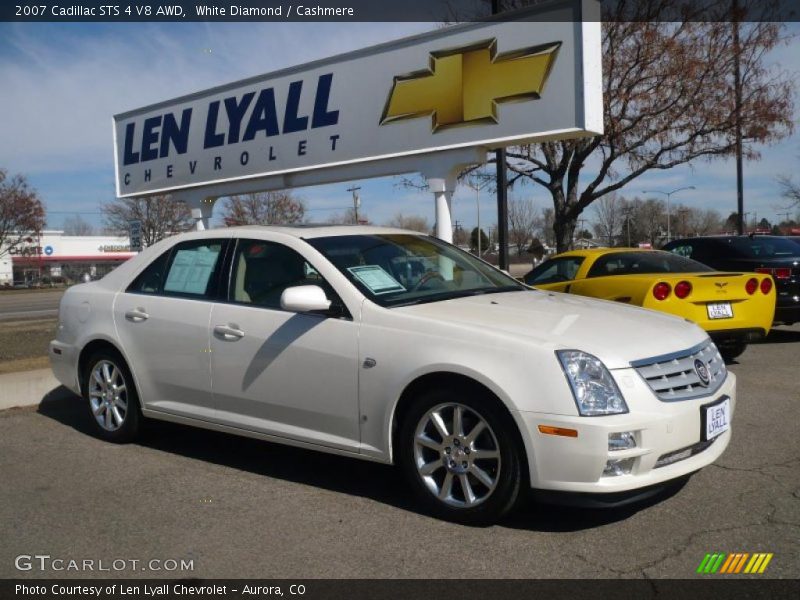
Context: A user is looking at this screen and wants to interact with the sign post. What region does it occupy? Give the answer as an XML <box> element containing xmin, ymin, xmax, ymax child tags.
<box><xmin>128</xmin><ymin>219</ymin><xmax>143</xmax><ymax>252</ymax></box>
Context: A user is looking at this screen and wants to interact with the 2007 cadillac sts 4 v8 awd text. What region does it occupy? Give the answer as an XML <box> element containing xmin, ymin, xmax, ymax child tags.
<box><xmin>50</xmin><ymin>226</ymin><xmax>735</xmax><ymax>524</ymax></box>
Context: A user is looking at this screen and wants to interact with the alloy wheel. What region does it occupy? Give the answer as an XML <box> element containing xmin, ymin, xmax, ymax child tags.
<box><xmin>413</xmin><ymin>402</ymin><xmax>501</xmax><ymax>508</ymax></box>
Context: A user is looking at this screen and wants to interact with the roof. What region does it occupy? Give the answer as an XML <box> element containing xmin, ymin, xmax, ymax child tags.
<box><xmin>226</xmin><ymin>224</ymin><xmax>420</xmax><ymax>239</ymax></box>
<box><xmin>555</xmin><ymin>247</ymin><xmax>662</xmax><ymax>258</ymax></box>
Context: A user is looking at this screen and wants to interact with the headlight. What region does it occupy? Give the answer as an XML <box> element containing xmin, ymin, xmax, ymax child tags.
<box><xmin>556</xmin><ymin>350</ymin><xmax>628</xmax><ymax>416</ymax></box>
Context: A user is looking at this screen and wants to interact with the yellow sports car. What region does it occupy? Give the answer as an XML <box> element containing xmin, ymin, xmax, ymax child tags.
<box><xmin>523</xmin><ymin>248</ymin><xmax>776</xmax><ymax>361</ymax></box>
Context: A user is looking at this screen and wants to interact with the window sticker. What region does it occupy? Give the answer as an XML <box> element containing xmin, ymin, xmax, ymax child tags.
<box><xmin>347</xmin><ymin>265</ymin><xmax>406</xmax><ymax>295</ymax></box>
<box><xmin>164</xmin><ymin>247</ymin><xmax>220</xmax><ymax>295</ymax></box>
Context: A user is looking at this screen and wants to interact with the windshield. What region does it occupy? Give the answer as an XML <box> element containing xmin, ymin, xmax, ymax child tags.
<box><xmin>308</xmin><ymin>234</ymin><xmax>526</xmax><ymax>307</ymax></box>
<box><xmin>587</xmin><ymin>251</ymin><xmax>713</xmax><ymax>277</ymax></box>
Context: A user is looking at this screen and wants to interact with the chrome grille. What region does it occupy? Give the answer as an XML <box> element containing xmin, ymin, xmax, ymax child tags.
<box><xmin>631</xmin><ymin>340</ymin><xmax>727</xmax><ymax>401</ymax></box>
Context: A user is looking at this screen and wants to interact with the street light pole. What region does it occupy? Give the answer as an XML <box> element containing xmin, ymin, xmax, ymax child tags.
<box><xmin>642</xmin><ymin>186</ymin><xmax>696</xmax><ymax>242</ymax></box>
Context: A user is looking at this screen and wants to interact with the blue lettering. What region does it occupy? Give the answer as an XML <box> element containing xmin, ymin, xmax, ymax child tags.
<box><xmin>160</xmin><ymin>109</ymin><xmax>193</xmax><ymax>158</ymax></box>
<box><xmin>240</xmin><ymin>151</ymin><xmax>249</xmax><ymax>166</ymax></box>
<box><xmin>123</xmin><ymin>123</ymin><xmax>140</xmax><ymax>165</ymax></box>
<box><xmin>243</xmin><ymin>89</ymin><xmax>279</xmax><ymax>141</ymax></box>
<box><xmin>329</xmin><ymin>134</ymin><xmax>339</xmax><ymax>151</ymax></box>
<box><xmin>140</xmin><ymin>116</ymin><xmax>162</xmax><ymax>162</ymax></box>
<box><xmin>283</xmin><ymin>81</ymin><xmax>308</xmax><ymax>133</ymax></box>
<box><xmin>224</xmin><ymin>93</ymin><xmax>255</xmax><ymax>144</ymax></box>
<box><xmin>204</xmin><ymin>101</ymin><xmax>225</xmax><ymax>148</ymax></box>
<box><xmin>311</xmin><ymin>74</ymin><xmax>338</xmax><ymax>128</ymax></box>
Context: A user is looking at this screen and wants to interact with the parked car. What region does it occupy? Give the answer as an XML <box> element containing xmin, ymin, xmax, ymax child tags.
<box><xmin>522</xmin><ymin>248</ymin><xmax>775</xmax><ymax>361</ymax></box>
<box><xmin>51</xmin><ymin>226</ymin><xmax>736</xmax><ymax>524</ymax></box>
<box><xmin>663</xmin><ymin>236</ymin><xmax>800</xmax><ymax>326</ymax></box>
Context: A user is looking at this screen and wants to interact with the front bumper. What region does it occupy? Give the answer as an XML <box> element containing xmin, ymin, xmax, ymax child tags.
<box><xmin>514</xmin><ymin>370</ymin><xmax>736</xmax><ymax>495</ymax></box>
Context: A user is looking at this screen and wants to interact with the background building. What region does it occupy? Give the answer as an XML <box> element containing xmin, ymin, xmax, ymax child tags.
<box><xmin>0</xmin><ymin>231</ymin><xmax>135</xmax><ymax>286</ymax></box>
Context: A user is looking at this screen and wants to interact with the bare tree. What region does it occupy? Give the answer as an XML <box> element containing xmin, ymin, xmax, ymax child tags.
<box><xmin>592</xmin><ymin>193</ymin><xmax>624</xmax><ymax>246</ymax></box>
<box><xmin>508</xmin><ymin>197</ymin><xmax>538</xmax><ymax>256</ymax></box>
<box><xmin>102</xmin><ymin>196</ymin><xmax>193</xmax><ymax>247</ymax></box>
<box><xmin>62</xmin><ymin>214</ymin><xmax>94</xmax><ymax>236</ymax></box>
<box><xmin>677</xmin><ymin>205</ymin><xmax>723</xmax><ymax>236</ymax></box>
<box><xmin>326</xmin><ymin>208</ymin><xmax>371</xmax><ymax>225</ymax></box>
<box><xmin>384</xmin><ymin>212</ymin><xmax>430</xmax><ymax>233</ymax></box>
<box><xmin>499</xmin><ymin>2</ymin><xmax>794</xmax><ymax>251</ymax></box>
<box><xmin>221</xmin><ymin>191</ymin><xmax>306</xmax><ymax>226</ymax></box>
<box><xmin>778</xmin><ymin>175</ymin><xmax>800</xmax><ymax>209</ymax></box>
<box><xmin>0</xmin><ymin>169</ymin><xmax>46</xmax><ymax>258</ymax></box>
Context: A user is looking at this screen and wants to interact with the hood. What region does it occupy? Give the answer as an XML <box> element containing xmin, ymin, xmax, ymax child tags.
<box><xmin>401</xmin><ymin>290</ymin><xmax>708</xmax><ymax>369</ymax></box>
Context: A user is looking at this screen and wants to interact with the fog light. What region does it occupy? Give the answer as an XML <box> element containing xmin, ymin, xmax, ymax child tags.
<box><xmin>603</xmin><ymin>458</ymin><xmax>635</xmax><ymax>477</ymax></box>
<box><xmin>608</xmin><ymin>431</ymin><xmax>636</xmax><ymax>451</ymax></box>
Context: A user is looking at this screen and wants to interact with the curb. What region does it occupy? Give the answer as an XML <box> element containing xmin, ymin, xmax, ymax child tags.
<box><xmin>0</xmin><ymin>368</ymin><xmax>63</xmax><ymax>410</ymax></box>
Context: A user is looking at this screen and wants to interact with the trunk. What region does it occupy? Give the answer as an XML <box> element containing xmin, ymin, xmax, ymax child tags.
<box><xmin>553</xmin><ymin>217</ymin><xmax>576</xmax><ymax>253</ymax></box>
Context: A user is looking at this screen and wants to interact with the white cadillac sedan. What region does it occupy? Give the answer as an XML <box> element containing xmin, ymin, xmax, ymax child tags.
<box><xmin>50</xmin><ymin>226</ymin><xmax>734</xmax><ymax>524</ymax></box>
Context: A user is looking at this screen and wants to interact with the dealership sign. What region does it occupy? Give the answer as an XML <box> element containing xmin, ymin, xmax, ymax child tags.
<box><xmin>113</xmin><ymin>2</ymin><xmax>602</xmax><ymax>197</ymax></box>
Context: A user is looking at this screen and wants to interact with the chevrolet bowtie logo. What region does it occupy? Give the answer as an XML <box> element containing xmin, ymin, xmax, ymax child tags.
<box><xmin>380</xmin><ymin>39</ymin><xmax>561</xmax><ymax>132</ymax></box>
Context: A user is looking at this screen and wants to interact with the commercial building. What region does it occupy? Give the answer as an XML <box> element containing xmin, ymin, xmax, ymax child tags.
<box><xmin>0</xmin><ymin>231</ymin><xmax>135</xmax><ymax>286</ymax></box>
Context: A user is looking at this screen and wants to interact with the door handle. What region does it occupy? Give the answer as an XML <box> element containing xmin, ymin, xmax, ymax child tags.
<box><xmin>125</xmin><ymin>308</ymin><xmax>149</xmax><ymax>322</ymax></box>
<box><xmin>213</xmin><ymin>324</ymin><xmax>245</xmax><ymax>340</ymax></box>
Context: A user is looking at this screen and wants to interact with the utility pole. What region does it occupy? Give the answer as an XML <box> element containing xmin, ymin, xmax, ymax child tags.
<box><xmin>491</xmin><ymin>0</ymin><xmax>509</xmax><ymax>271</ymax></box>
<box><xmin>733</xmin><ymin>0</ymin><xmax>745</xmax><ymax>235</ymax></box>
<box><xmin>346</xmin><ymin>186</ymin><xmax>361</xmax><ymax>224</ymax></box>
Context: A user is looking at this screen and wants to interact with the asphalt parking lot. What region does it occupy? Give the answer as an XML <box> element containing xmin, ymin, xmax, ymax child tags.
<box><xmin>1</xmin><ymin>325</ymin><xmax>798</xmax><ymax>579</ymax></box>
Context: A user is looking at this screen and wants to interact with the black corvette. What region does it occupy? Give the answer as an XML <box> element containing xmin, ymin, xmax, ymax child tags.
<box><xmin>663</xmin><ymin>235</ymin><xmax>800</xmax><ymax>325</ymax></box>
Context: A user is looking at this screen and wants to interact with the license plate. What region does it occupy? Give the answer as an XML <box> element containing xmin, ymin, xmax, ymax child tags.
<box><xmin>702</xmin><ymin>397</ymin><xmax>731</xmax><ymax>441</ymax></box>
<box><xmin>707</xmin><ymin>302</ymin><xmax>733</xmax><ymax>319</ymax></box>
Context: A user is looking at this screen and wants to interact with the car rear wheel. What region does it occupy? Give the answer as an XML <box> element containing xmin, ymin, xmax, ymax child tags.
<box><xmin>83</xmin><ymin>351</ymin><xmax>141</xmax><ymax>443</ymax></box>
<box><xmin>398</xmin><ymin>390</ymin><xmax>523</xmax><ymax>525</ymax></box>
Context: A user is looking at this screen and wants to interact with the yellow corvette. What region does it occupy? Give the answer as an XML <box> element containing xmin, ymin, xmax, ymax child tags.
<box><xmin>523</xmin><ymin>248</ymin><xmax>776</xmax><ymax>361</ymax></box>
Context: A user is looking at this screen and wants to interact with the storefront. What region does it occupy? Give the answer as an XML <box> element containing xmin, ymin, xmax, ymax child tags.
<box><xmin>0</xmin><ymin>231</ymin><xmax>136</xmax><ymax>286</ymax></box>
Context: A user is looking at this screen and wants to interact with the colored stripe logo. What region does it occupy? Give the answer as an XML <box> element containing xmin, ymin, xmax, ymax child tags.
<box><xmin>697</xmin><ymin>552</ymin><xmax>773</xmax><ymax>574</ymax></box>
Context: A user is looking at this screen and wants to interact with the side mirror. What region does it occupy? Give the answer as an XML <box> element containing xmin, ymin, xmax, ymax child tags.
<box><xmin>280</xmin><ymin>285</ymin><xmax>332</xmax><ymax>313</ymax></box>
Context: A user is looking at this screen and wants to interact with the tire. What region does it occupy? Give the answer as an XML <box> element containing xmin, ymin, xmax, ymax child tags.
<box><xmin>397</xmin><ymin>388</ymin><xmax>524</xmax><ymax>525</ymax></box>
<box><xmin>82</xmin><ymin>350</ymin><xmax>141</xmax><ymax>443</ymax></box>
<box><xmin>718</xmin><ymin>338</ymin><xmax>747</xmax><ymax>362</ymax></box>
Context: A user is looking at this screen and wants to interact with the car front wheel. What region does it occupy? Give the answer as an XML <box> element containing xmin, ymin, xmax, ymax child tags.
<box><xmin>398</xmin><ymin>390</ymin><xmax>523</xmax><ymax>525</ymax></box>
<box><xmin>83</xmin><ymin>351</ymin><xmax>141</xmax><ymax>443</ymax></box>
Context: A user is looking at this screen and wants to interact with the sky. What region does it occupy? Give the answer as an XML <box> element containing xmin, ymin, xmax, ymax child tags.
<box><xmin>1</xmin><ymin>20</ymin><xmax>799</xmax><ymax>234</ymax></box>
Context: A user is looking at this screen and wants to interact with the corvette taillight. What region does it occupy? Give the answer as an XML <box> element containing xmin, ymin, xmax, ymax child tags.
<box><xmin>653</xmin><ymin>282</ymin><xmax>671</xmax><ymax>300</ymax></box>
<box><xmin>674</xmin><ymin>281</ymin><xmax>692</xmax><ymax>299</ymax></box>
<box><xmin>745</xmin><ymin>278</ymin><xmax>758</xmax><ymax>295</ymax></box>
<box><xmin>760</xmin><ymin>278</ymin><xmax>773</xmax><ymax>295</ymax></box>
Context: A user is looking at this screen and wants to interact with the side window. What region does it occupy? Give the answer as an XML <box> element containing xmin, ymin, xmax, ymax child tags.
<box><xmin>161</xmin><ymin>239</ymin><xmax>225</xmax><ymax>299</ymax></box>
<box><xmin>525</xmin><ymin>257</ymin><xmax>584</xmax><ymax>285</ymax></box>
<box><xmin>669</xmin><ymin>244</ymin><xmax>693</xmax><ymax>258</ymax></box>
<box><xmin>230</xmin><ymin>239</ymin><xmax>336</xmax><ymax>310</ymax></box>
<box><xmin>127</xmin><ymin>249</ymin><xmax>171</xmax><ymax>294</ymax></box>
